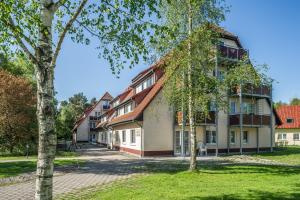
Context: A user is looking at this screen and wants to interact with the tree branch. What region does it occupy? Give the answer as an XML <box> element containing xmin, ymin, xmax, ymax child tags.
<box><xmin>51</xmin><ymin>0</ymin><xmax>88</xmax><ymax>68</ymax></box>
<box><xmin>6</xmin><ymin>17</ymin><xmax>38</xmax><ymax>65</ymax></box>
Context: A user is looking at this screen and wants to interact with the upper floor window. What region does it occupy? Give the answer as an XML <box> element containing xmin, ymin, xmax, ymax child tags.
<box><xmin>209</xmin><ymin>101</ymin><xmax>216</xmax><ymax>111</ymax></box>
<box><xmin>95</xmin><ymin>111</ymin><xmax>101</xmax><ymax>117</ymax></box>
<box><xmin>113</xmin><ymin>100</ymin><xmax>120</xmax><ymax>107</ymax></box>
<box><xmin>124</xmin><ymin>103</ymin><xmax>132</xmax><ymax>114</ymax></box>
<box><xmin>242</xmin><ymin>102</ymin><xmax>255</xmax><ymax>114</ymax></box>
<box><xmin>89</xmin><ymin>121</ymin><xmax>96</xmax><ymax>129</ymax></box>
<box><xmin>213</xmin><ymin>70</ymin><xmax>225</xmax><ymax>81</ymax></box>
<box><xmin>135</xmin><ymin>76</ymin><xmax>154</xmax><ymax>94</ymax></box>
<box><xmin>287</xmin><ymin>118</ymin><xmax>294</xmax><ymax>123</ymax></box>
<box><xmin>230</xmin><ymin>101</ymin><xmax>236</xmax><ymax>114</ymax></box>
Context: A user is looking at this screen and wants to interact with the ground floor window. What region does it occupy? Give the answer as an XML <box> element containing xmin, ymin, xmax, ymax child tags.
<box><xmin>278</xmin><ymin>133</ymin><xmax>287</xmax><ymax>140</ymax></box>
<box><xmin>293</xmin><ymin>133</ymin><xmax>299</xmax><ymax>141</ymax></box>
<box><xmin>206</xmin><ymin>130</ymin><xmax>216</xmax><ymax>144</ymax></box>
<box><xmin>122</xmin><ymin>130</ymin><xmax>126</xmax><ymax>143</ymax></box>
<box><xmin>243</xmin><ymin>131</ymin><xmax>249</xmax><ymax>144</ymax></box>
<box><xmin>115</xmin><ymin>131</ymin><xmax>119</xmax><ymax>142</ymax></box>
<box><xmin>130</xmin><ymin>129</ymin><xmax>136</xmax><ymax>144</ymax></box>
<box><xmin>230</xmin><ymin>131</ymin><xmax>236</xmax><ymax>144</ymax></box>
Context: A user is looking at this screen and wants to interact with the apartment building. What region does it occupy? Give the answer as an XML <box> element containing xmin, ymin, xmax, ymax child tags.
<box><xmin>72</xmin><ymin>92</ymin><xmax>113</xmax><ymax>143</ymax></box>
<box><xmin>94</xmin><ymin>28</ymin><xmax>281</xmax><ymax>156</ymax></box>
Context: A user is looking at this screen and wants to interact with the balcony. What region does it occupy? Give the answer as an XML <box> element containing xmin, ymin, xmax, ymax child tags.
<box><xmin>103</xmin><ymin>105</ymin><xmax>110</xmax><ymax>110</ymax></box>
<box><xmin>230</xmin><ymin>114</ymin><xmax>271</xmax><ymax>126</ymax></box>
<box><xmin>218</xmin><ymin>45</ymin><xmax>248</xmax><ymax>61</ymax></box>
<box><xmin>177</xmin><ymin>111</ymin><xmax>216</xmax><ymax>125</ymax></box>
<box><xmin>230</xmin><ymin>84</ymin><xmax>271</xmax><ymax>97</ymax></box>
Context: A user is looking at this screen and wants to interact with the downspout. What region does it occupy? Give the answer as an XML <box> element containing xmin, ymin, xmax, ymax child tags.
<box><xmin>239</xmin><ymin>84</ymin><xmax>243</xmax><ymax>155</ymax></box>
<box><xmin>215</xmin><ymin>47</ymin><xmax>219</xmax><ymax>156</ymax></box>
<box><xmin>270</xmin><ymin>84</ymin><xmax>274</xmax><ymax>152</ymax></box>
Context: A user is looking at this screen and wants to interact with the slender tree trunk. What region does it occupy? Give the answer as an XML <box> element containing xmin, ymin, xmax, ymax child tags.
<box><xmin>35</xmin><ymin>1</ymin><xmax>56</xmax><ymax>199</ymax></box>
<box><xmin>187</xmin><ymin>0</ymin><xmax>197</xmax><ymax>171</ymax></box>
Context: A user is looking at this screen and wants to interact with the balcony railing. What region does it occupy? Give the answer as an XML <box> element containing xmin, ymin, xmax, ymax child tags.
<box><xmin>177</xmin><ymin>111</ymin><xmax>216</xmax><ymax>125</ymax></box>
<box><xmin>230</xmin><ymin>84</ymin><xmax>271</xmax><ymax>97</ymax></box>
<box><xmin>218</xmin><ymin>45</ymin><xmax>248</xmax><ymax>61</ymax></box>
<box><xmin>230</xmin><ymin>114</ymin><xmax>271</xmax><ymax>126</ymax></box>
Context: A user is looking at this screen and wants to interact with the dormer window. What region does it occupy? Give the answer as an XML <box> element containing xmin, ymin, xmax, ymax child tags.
<box><xmin>135</xmin><ymin>76</ymin><xmax>154</xmax><ymax>94</ymax></box>
<box><xmin>287</xmin><ymin>118</ymin><xmax>294</xmax><ymax>123</ymax></box>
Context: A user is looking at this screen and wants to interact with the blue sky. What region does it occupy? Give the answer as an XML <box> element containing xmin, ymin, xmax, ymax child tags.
<box><xmin>55</xmin><ymin>0</ymin><xmax>300</xmax><ymax>103</ymax></box>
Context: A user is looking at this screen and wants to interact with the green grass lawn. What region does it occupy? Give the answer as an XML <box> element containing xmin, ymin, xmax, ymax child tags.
<box><xmin>0</xmin><ymin>159</ymin><xmax>84</xmax><ymax>178</ymax></box>
<box><xmin>65</xmin><ymin>162</ymin><xmax>300</xmax><ymax>200</ymax></box>
<box><xmin>252</xmin><ymin>146</ymin><xmax>300</xmax><ymax>165</ymax></box>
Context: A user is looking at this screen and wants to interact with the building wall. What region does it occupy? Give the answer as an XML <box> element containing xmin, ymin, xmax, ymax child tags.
<box><xmin>143</xmin><ymin>90</ymin><xmax>174</xmax><ymax>153</ymax></box>
<box><xmin>111</xmin><ymin>123</ymin><xmax>142</xmax><ymax>155</ymax></box>
<box><xmin>76</xmin><ymin>100</ymin><xmax>108</xmax><ymax>142</ymax></box>
<box><xmin>275</xmin><ymin>128</ymin><xmax>300</xmax><ymax>145</ymax></box>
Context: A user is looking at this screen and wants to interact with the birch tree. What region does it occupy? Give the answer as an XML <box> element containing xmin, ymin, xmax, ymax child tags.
<box><xmin>157</xmin><ymin>0</ymin><xmax>268</xmax><ymax>171</ymax></box>
<box><xmin>0</xmin><ymin>1</ymin><xmax>162</xmax><ymax>199</ymax></box>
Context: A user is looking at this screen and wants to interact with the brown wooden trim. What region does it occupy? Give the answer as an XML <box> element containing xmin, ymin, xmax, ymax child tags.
<box><xmin>120</xmin><ymin>147</ymin><xmax>141</xmax><ymax>156</ymax></box>
<box><xmin>142</xmin><ymin>150</ymin><xmax>174</xmax><ymax>156</ymax></box>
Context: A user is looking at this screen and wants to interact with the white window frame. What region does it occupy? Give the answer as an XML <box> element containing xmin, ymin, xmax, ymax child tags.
<box><xmin>278</xmin><ymin>133</ymin><xmax>287</xmax><ymax>140</ymax></box>
<box><xmin>115</xmin><ymin>131</ymin><xmax>119</xmax><ymax>142</ymax></box>
<box><xmin>130</xmin><ymin>129</ymin><xmax>136</xmax><ymax>144</ymax></box>
<box><xmin>122</xmin><ymin>130</ymin><xmax>126</xmax><ymax>143</ymax></box>
<box><xmin>293</xmin><ymin>133</ymin><xmax>300</xmax><ymax>141</ymax></box>
<box><xmin>230</xmin><ymin>130</ymin><xmax>236</xmax><ymax>144</ymax></box>
<box><xmin>206</xmin><ymin>130</ymin><xmax>216</xmax><ymax>144</ymax></box>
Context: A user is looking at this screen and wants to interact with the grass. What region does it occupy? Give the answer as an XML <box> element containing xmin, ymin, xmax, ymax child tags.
<box><xmin>252</xmin><ymin>146</ymin><xmax>300</xmax><ymax>165</ymax></box>
<box><xmin>62</xmin><ymin>146</ymin><xmax>300</xmax><ymax>200</ymax></box>
<box><xmin>0</xmin><ymin>159</ymin><xmax>84</xmax><ymax>179</ymax></box>
<box><xmin>64</xmin><ymin>162</ymin><xmax>300</xmax><ymax>200</ymax></box>
<box><xmin>0</xmin><ymin>151</ymin><xmax>79</xmax><ymax>161</ymax></box>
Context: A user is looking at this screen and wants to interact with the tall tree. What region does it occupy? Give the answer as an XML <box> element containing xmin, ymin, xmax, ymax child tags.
<box><xmin>0</xmin><ymin>1</ymin><xmax>162</xmax><ymax>199</ymax></box>
<box><xmin>156</xmin><ymin>0</ymin><xmax>268</xmax><ymax>171</ymax></box>
<box><xmin>290</xmin><ymin>98</ymin><xmax>300</xmax><ymax>106</ymax></box>
<box><xmin>0</xmin><ymin>70</ymin><xmax>37</xmax><ymax>153</ymax></box>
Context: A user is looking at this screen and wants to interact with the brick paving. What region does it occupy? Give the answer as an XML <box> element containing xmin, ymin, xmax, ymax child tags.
<box><xmin>0</xmin><ymin>149</ymin><xmax>145</xmax><ymax>200</ymax></box>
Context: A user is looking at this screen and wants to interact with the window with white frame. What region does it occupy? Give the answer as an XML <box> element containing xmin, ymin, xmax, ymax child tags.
<box><xmin>124</xmin><ymin>103</ymin><xmax>132</xmax><ymax>114</ymax></box>
<box><xmin>293</xmin><ymin>133</ymin><xmax>300</xmax><ymax>141</ymax></box>
<box><xmin>135</xmin><ymin>75</ymin><xmax>154</xmax><ymax>94</ymax></box>
<box><xmin>230</xmin><ymin>101</ymin><xmax>236</xmax><ymax>114</ymax></box>
<box><xmin>209</xmin><ymin>101</ymin><xmax>216</xmax><ymax>111</ymax></box>
<box><xmin>242</xmin><ymin>102</ymin><xmax>255</xmax><ymax>114</ymax></box>
<box><xmin>122</xmin><ymin>130</ymin><xmax>126</xmax><ymax>143</ymax></box>
<box><xmin>206</xmin><ymin>130</ymin><xmax>216</xmax><ymax>144</ymax></box>
<box><xmin>130</xmin><ymin>129</ymin><xmax>136</xmax><ymax>144</ymax></box>
<box><xmin>278</xmin><ymin>133</ymin><xmax>287</xmax><ymax>140</ymax></box>
<box><xmin>230</xmin><ymin>131</ymin><xmax>236</xmax><ymax>144</ymax></box>
<box><xmin>243</xmin><ymin>131</ymin><xmax>249</xmax><ymax>144</ymax></box>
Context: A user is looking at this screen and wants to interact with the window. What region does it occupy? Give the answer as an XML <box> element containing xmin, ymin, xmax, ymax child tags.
<box><xmin>230</xmin><ymin>131</ymin><xmax>236</xmax><ymax>144</ymax></box>
<box><xmin>242</xmin><ymin>102</ymin><xmax>255</xmax><ymax>114</ymax></box>
<box><xmin>293</xmin><ymin>133</ymin><xmax>300</xmax><ymax>141</ymax></box>
<box><xmin>287</xmin><ymin>118</ymin><xmax>294</xmax><ymax>123</ymax></box>
<box><xmin>135</xmin><ymin>76</ymin><xmax>154</xmax><ymax>94</ymax></box>
<box><xmin>243</xmin><ymin>131</ymin><xmax>249</xmax><ymax>144</ymax></box>
<box><xmin>89</xmin><ymin>122</ymin><xmax>96</xmax><ymax>129</ymax></box>
<box><xmin>130</xmin><ymin>129</ymin><xmax>136</xmax><ymax>144</ymax></box>
<box><xmin>209</xmin><ymin>101</ymin><xmax>216</xmax><ymax>111</ymax></box>
<box><xmin>230</xmin><ymin>101</ymin><xmax>236</xmax><ymax>114</ymax></box>
<box><xmin>124</xmin><ymin>103</ymin><xmax>132</xmax><ymax>113</ymax></box>
<box><xmin>206</xmin><ymin>130</ymin><xmax>216</xmax><ymax>144</ymax></box>
<box><xmin>122</xmin><ymin>130</ymin><xmax>126</xmax><ymax>143</ymax></box>
<box><xmin>278</xmin><ymin>133</ymin><xmax>287</xmax><ymax>140</ymax></box>
<box><xmin>213</xmin><ymin>70</ymin><xmax>225</xmax><ymax>81</ymax></box>
<box><xmin>115</xmin><ymin>131</ymin><xmax>119</xmax><ymax>142</ymax></box>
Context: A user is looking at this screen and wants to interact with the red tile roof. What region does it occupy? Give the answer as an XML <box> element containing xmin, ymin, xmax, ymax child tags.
<box><xmin>108</xmin><ymin>76</ymin><xmax>164</xmax><ymax>126</ymax></box>
<box><xmin>276</xmin><ymin>105</ymin><xmax>300</xmax><ymax>129</ymax></box>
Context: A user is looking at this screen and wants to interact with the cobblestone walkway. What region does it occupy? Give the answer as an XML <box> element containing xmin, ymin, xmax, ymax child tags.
<box><xmin>0</xmin><ymin>149</ymin><xmax>144</xmax><ymax>200</ymax></box>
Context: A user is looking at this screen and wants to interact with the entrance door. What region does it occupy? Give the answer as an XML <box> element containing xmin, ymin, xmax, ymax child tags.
<box><xmin>174</xmin><ymin>131</ymin><xmax>190</xmax><ymax>156</ymax></box>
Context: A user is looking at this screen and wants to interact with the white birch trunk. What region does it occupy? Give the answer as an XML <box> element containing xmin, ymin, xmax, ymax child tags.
<box><xmin>187</xmin><ymin>0</ymin><xmax>197</xmax><ymax>171</ymax></box>
<box><xmin>35</xmin><ymin>1</ymin><xmax>56</xmax><ymax>199</ymax></box>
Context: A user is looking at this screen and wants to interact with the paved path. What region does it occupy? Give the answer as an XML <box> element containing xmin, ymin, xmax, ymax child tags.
<box><xmin>0</xmin><ymin>148</ymin><xmax>145</xmax><ymax>200</ymax></box>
